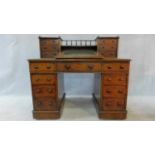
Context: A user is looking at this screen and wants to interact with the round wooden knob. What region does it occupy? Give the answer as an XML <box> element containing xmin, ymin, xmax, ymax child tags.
<box><xmin>36</xmin><ymin>78</ymin><xmax>40</xmax><ymax>82</ymax></box>
<box><xmin>107</xmin><ymin>78</ymin><xmax>112</xmax><ymax>81</ymax></box>
<box><xmin>36</xmin><ymin>89</ymin><xmax>41</xmax><ymax>93</ymax></box>
<box><xmin>106</xmin><ymin>102</ymin><xmax>111</xmax><ymax>106</ymax></box>
<box><xmin>37</xmin><ymin>102</ymin><xmax>42</xmax><ymax>106</ymax></box>
<box><xmin>106</xmin><ymin>90</ymin><xmax>112</xmax><ymax>94</ymax></box>
<box><xmin>34</xmin><ymin>66</ymin><xmax>39</xmax><ymax>69</ymax></box>
<box><xmin>118</xmin><ymin>90</ymin><xmax>123</xmax><ymax>94</ymax></box>
<box><xmin>48</xmin><ymin>88</ymin><xmax>53</xmax><ymax>93</ymax></box>
<box><xmin>88</xmin><ymin>64</ymin><xmax>94</xmax><ymax>70</ymax></box>
<box><xmin>120</xmin><ymin>66</ymin><xmax>124</xmax><ymax>69</ymax></box>
<box><xmin>47</xmin><ymin>78</ymin><xmax>52</xmax><ymax>81</ymax></box>
<box><xmin>46</xmin><ymin>66</ymin><xmax>51</xmax><ymax>69</ymax></box>
<box><xmin>107</xmin><ymin>66</ymin><xmax>112</xmax><ymax>69</ymax></box>
<box><xmin>118</xmin><ymin>78</ymin><xmax>123</xmax><ymax>81</ymax></box>
<box><xmin>117</xmin><ymin>103</ymin><xmax>122</xmax><ymax>107</ymax></box>
<box><xmin>65</xmin><ymin>64</ymin><xmax>71</xmax><ymax>70</ymax></box>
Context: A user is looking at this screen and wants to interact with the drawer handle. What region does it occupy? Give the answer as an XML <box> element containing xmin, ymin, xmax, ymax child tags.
<box><xmin>47</xmin><ymin>78</ymin><xmax>52</xmax><ymax>81</ymax></box>
<box><xmin>34</xmin><ymin>66</ymin><xmax>39</xmax><ymax>69</ymax></box>
<box><xmin>107</xmin><ymin>78</ymin><xmax>112</xmax><ymax>81</ymax></box>
<box><xmin>48</xmin><ymin>88</ymin><xmax>53</xmax><ymax>93</ymax></box>
<box><xmin>46</xmin><ymin>66</ymin><xmax>51</xmax><ymax>69</ymax></box>
<box><xmin>36</xmin><ymin>89</ymin><xmax>42</xmax><ymax>93</ymax></box>
<box><xmin>117</xmin><ymin>103</ymin><xmax>122</xmax><ymax>107</ymax></box>
<box><xmin>120</xmin><ymin>66</ymin><xmax>124</xmax><ymax>69</ymax></box>
<box><xmin>88</xmin><ymin>64</ymin><xmax>94</xmax><ymax>70</ymax></box>
<box><xmin>49</xmin><ymin>102</ymin><xmax>54</xmax><ymax>106</ymax></box>
<box><xmin>36</xmin><ymin>78</ymin><xmax>40</xmax><ymax>82</ymax></box>
<box><xmin>106</xmin><ymin>90</ymin><xmax>112</xmax><ymax>94</ymax></box>
<box><xmin>65</xmin><ymin>64</ymin><xmax>71</xmax><ymax>70</ymax></box>
<box><xmin>37</xmin><ymin>102</ymin><xmax>43</xmax><ymax>106</ymax></box>
<box><xmin>118</xmin><ymin>78</ymin><xmax>124</xmax><ymax>81</ymax></box>
<box><xmin>106</xmin><ymin>102</ymin><xmax>111</xmax><ymax>106</ymax></box>
<box><xmin>118</xmin><ymin>90</ymin><xmax>123</xmax><ymax>94</ymax></box>
<box><xmin>107</xmin><ymin>66</ymin><xmax>112</xmax><ymax>69</ymax></box>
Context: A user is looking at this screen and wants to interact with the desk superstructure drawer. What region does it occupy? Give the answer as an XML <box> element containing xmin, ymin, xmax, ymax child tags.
<box><xmin>57</xmin><ymin>63</ymin><xmax>101</xmax><ymax>72</ymax></box>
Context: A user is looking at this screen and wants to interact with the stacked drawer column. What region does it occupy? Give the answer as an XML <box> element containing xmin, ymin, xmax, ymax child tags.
<box><xmin>99</xmin><ymin>60</ymin><xmax>130</xmax><ymax>119</ymax></box>
<box><xmin>29</xmin><ymin>60</ymin><xmax>60</xmax><ymax>119</ymax></box>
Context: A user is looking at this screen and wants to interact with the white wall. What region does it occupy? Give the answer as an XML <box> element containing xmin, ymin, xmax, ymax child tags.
<box><xmin>0</xmin><ymin>34</ymin><xmax>155</xmax><ymax>97</ymax></box>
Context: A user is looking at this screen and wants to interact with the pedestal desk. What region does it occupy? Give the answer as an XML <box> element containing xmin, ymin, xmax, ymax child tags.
<box><xmin>28</xmin><ymin>36</ymin><xmax>130</xmax><ymax>120</ymax></box>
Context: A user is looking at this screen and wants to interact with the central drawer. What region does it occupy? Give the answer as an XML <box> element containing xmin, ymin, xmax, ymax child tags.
<box><xmin>57</xmin><ymin>63</ymin><xmax>101</xmax><ymax>72</ymax></box>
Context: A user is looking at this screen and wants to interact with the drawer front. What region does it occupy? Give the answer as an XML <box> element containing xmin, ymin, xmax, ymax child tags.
<box><xmin>31</xmin><ymin>74</ymin><xmax>57</xmax><ymax>85</ymax></box>
<box><xmin>101</xmin><ymin>98</ymin><xmax>125</xmax><ymax>110</ymax></box>
<box><xmin>102</xmin><ymin>62</ymin><xmax>129</xmax><ymax>72</ymax></box>
<box><xmin>32</xmin><ymin>85</ymin><xmax>56</xmax><ymax>98</ymax></box>
<box><xmin>41</xmin><ymin>51</ymin><xmax>57</xmax><ymax>58</ymax></box>
<box><xmin>40</xmin><ymin>39</ymin><xmax>60</xmax><ymax>46</ymax></box>
<box><xmin>102</xmin><ymin>86</ymin><xmax>126</xmax><ymax>98</ymax></box>
<box><xmin>34</xmin><ymin>98</ymin><xmax>58</xmax><ymax>111</ymax></box>
<box><xmin>30</xmin><ymin>62</ymin><xmax>56</xmax><ymax>73</ymax></box>
<box><xmin>102</xmin><ymin>73</ymin><xmax>127</xmax><ymax>85</ymax></box>
<box><xmin>57</xmin><ymin>63</ymin><xmax>101</xmax><ymax>72</ymax></box>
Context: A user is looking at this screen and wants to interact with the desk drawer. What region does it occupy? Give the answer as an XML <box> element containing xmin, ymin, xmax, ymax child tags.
<box><xmin>34</xmin><ymin>98</ymin><xmax>58</xmax><ymax>111</ymax></box>
<box><xmin>57</xmin><ymin>63</ymin><xmax>101</xmax><ymax>72</ymax></box>
<box><xmin>102</xmin><ymin>86</ymin><xmax>126</xmax><ymax>98</ymax></box>
<box><xmin>30</xmin><ymin>62</ymin><xmax>56</xmax><ymax>73</ymax></box>
<box><xmin>101</xmin><ymin>98</ymin><xmax>125</xmax><ymax>111</ymax></box>
<box><xmin>102</xmin><ymin>62</ymin><xmax>129</xmax><ymax>72</ymax></box>
<box><xmin>102</xmin><ymin>73</ymin><xmax>127</xmax><ymax>85</ymax></box>
<box><xmin>31</xmin><ymin>74</ymin><xmax>57</xmax><ymax>85</ymax></box>
<box><xmin>32</xmin><ymin>85</ymin><xmax>57</xmax><ymax>98</ymax></box>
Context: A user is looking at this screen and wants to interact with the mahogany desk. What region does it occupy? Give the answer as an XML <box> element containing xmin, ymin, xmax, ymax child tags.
<box><xmin>28</xmin><ymin>36</ymin><xmax>130</xmax><ymax>120</ymax></box>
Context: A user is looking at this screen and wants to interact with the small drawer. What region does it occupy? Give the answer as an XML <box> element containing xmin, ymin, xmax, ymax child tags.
<box><xmin>102</xmin><ymin>86</ymin><xmax>126</xmax><ymax>98</ymax></box>
<box><xmin>102</xmin><ymin>73</ymin><xmax>127</xmax><ymax>85</ymax></box>
<box><xmin>30</xmin><ymin>62</ymin><xmax>56</xmax><ymax>73</ymax></box>
<box><xmin>102</xmin><ymin>62</ymin><xmax>129</xmax><ymax>72</ymax></box>
<box><xmin>34</xmin><ymin>98</ymin><xmax>58</xmax><ymax>111</ymax></box>
<box><xmin>57</xmin><ymin>63</ymin><xmax>101</xmax><ymax>72</ymax></box>
<box><xmin>101</xmin><ymin>98</ymin><xmax>125</xmax><ymax>110</ymax></box>
<box><xmin>32</xmin><ymin>85</ymin><xmax>56</xmax><ymax>98</ymax></box>
<box><xmin>31</xmin><ymin>74</ymin><xmax>57</xmax><ymax>85</ymax></box>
